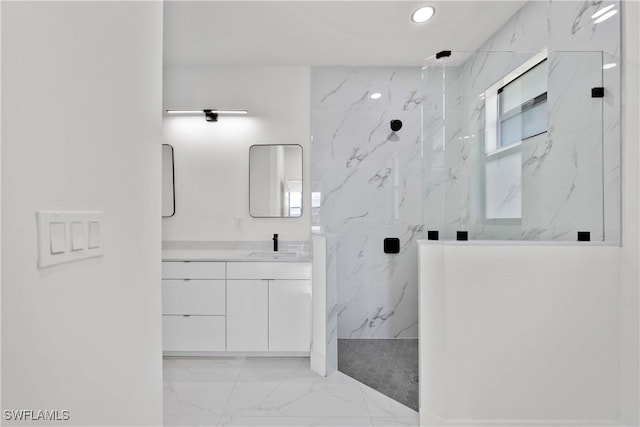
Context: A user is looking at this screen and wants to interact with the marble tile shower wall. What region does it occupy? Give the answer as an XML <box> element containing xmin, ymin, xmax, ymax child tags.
<box><xmin>311</xmin><ymin>68</ymin><xmax>422</xmax><ymax>339</ymax></box>
<box><xmin>422</xmin><ymin>0</ymin><xmax>621</xmax><ymax>241</ymax></box>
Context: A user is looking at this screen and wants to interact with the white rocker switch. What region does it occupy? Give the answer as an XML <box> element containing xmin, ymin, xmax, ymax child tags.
<box><xmin>88</xmin><ymin>221</ymin><xmax>100</xmax><ymax>249</ymax></box>
<box><xmin>71</xmin><ymin>221</ymin><xmax>85</xmax><ymax>251</ymax></box>
<box><xmin>50</xmin><ymin>222</ymin><xmax>66</xmax><ymax>255</ymax></box>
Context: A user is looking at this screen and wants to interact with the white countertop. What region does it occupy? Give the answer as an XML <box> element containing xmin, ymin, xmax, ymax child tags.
<box><xmin>162</xmin><ymin>241</ymin><xmax>312</xmax><ymax>262</ymax></box>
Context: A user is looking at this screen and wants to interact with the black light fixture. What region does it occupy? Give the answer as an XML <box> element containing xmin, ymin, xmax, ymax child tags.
<box><xmin>204</xmin><ymin>109</ymin><xmax>218</xmax><ymax>122</ymax></box>
<box><xmin>166</xmin><ymin>109</ymin><xmax>248</xmax><ymax>122</ymax></box>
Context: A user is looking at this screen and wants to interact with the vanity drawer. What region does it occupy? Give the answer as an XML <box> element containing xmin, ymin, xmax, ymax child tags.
<box><xmin>227</xmin><ymin>262</ymin><xmax>311</xmax><ymax>280</ymax></box>
<box><xmin>162</xmin><ymin>315</ymin><xmax>225</xmax><ymax>352</ymax></box>
<box><xmin>162</xmin><ymin>280</ymin><xmax>225</xmax><ymax>315</ymax></box>
<box><xmin>162</xmin><ymin>261</ymin><xmax>225</xmax><ymax>279</ymax></box>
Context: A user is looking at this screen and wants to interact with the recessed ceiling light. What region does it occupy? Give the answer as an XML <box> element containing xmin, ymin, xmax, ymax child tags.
<box><xmin>591</xmin><ymin>4</ymin><xmax>615</xmax><ymax>20</ymax></box>
<box><xmin>411</xmin><ymin>6</ymin><xmax>435</xmax><ymax>24</ymax></box>
<box><xmin>370</xmin><ymin>92</ymin><xmax>382</xmax><ymax>100</ymax></box>
<box><xmin>603</xmin><ymin>63</ymin><xmax>617</xmax><ymax>70</ymax></box>
<box><xmin>593</xmin><ymin>9</ymin><xmax>617</xmax><ymax>24</ymax></box>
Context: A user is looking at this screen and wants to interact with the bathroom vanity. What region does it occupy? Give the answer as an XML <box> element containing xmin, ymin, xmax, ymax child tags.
<box><xmin>161</xmin><ymin>243</ymin><xmax>312</xmax><ymax>356</ymax></box>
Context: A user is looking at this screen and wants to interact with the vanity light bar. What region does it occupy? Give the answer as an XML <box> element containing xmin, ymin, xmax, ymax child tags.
<box><xmin>165</xmin><ymin>109</ymin><xmax>249</xmax><ymax>122</ymax></box>
<box><xmin>216</xmin><ymin>110</ymin><xmax>249</xmax><ymax>115</ymax></box>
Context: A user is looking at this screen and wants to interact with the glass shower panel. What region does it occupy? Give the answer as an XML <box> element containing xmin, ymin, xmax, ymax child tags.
<box><xmin>532</xmin><ymin>51</ymin><xmax>604</xmax><ymax>241</ymax></box>
<box><xmin>422</xmin><ymin>51</ymin><xmax>604</xmax><ymax>241</ymax></box>
<box><xmin>421</xmin><ymin>58</ymin><xmax>447</xmax><ymax>239</ymax></box>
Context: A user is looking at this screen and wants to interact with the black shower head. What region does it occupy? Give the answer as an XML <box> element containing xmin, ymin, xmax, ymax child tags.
<box><xmin>390</xmin><ymin>120</ymin><xmax>403</xmax><ymax>132</ymax></box>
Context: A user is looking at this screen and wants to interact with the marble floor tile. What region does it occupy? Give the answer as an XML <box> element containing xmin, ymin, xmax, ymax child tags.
<box><xmin>370</xmin><ymin>417</ymin><xmax>420</xmax><ymax>426</ymax></box>
<box><xmin>218</xmin><ymin>416</ymin><xmax>374</xmax><ymax>426</ymax></box>
<box><xmin>164</xmin><ymin>356</ymin><xmax>246</xmax><ymax>383</ymax></box>
<box><xmin>223</xmin><ymin>381</ymin><xmax>370</xmax><ymax>418</ymax></box>
<box><xmin>360</xmin><ymin>385</ymin><xmax>418</xmax><ymax>418</ymax></box>
<box><xmin>236</xmin><ymin>357</ymin><xmax>322</xmax><ymax>383</ymax></box>
<box><xmin>164</xmin><ymin>415</ymin><xmax>220</xmax><ymax>426</ymax></box>
<box><xmin>164</xmin><ymin>382</ymin><xmax>236</xmax><ymax>416</ymax></box>
<box><xmin>163</xmin><ymin>356</ymin><xmax>420</xmax><ymax>427</ymax></box>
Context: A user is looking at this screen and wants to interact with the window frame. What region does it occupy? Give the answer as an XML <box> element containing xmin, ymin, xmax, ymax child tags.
<box><xmin>496</xmin><ymin>58</ymin><xmax>549</xmax><ymax>149</ymax></box>
<box><xmin>483</xmin><ymin>50</ymin><xmax>548</xmax><ymax>156</ymax></box>
<box><xmin>481</xmin><ymin>51</ymin><xmax>549</xmax><ymax>222</ymax></box>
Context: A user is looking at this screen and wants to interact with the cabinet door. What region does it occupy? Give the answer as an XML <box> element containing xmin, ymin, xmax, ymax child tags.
<box><xmin>227</xmin><ymin>280</ymin><xmax>268</xmax><ymax>351</ymax></box>
<box><xmin>269</xmin><ymin>280</ymin><xmax>312</xmax><ymax>352</ymax></box>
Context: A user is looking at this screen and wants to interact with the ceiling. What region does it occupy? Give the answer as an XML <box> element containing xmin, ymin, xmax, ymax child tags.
<box><xmin>163</xmin><ymin>1</ymin><xmax>526</xmax><ymax>67</ymax></box>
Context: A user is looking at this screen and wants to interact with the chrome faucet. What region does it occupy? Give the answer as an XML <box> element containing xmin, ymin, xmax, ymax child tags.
<box><xmin>273</xmin><ymin>233</ymin><xmax>279</xmax><ymax>252</ymax></box>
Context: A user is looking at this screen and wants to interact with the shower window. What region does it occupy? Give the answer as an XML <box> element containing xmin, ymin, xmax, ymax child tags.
<box><xmin>497</xmin><ymin>59</ymin><xmax>548</xmax><ymax>148</ymax></box>
<box><xmin>483</xmin><ymin>53</ymin><xmax>548</xmax><ymax>220</ymax></box>
<box><xmin>484</xmin><ymin>51</ymin><xmax>548</xmax><ymax>154</ymax></box>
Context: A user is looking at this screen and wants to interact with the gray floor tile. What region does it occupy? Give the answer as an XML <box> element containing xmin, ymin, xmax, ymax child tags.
<box><xmin>337</xmin><ymin>339</ymin><xmax>418</xmax><ymax>411</ymax></box>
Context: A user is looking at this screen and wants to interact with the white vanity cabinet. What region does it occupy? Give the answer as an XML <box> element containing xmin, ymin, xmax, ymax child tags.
<box><xmin>162</xmin><ymin>259</ymin><xmax>312</xmax><ymax>355</ymax></box>
<box><xmin>161</xmin><ymin>261</ymin><xmax>226</xmax><ymax>352</ymax></box>
<box><xmin>227</xmin><ymin>262</ymin><xmax>312</xmax><ymax>353</ymax></box>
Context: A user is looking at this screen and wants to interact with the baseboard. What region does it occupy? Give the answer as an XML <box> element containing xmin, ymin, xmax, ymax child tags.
<box><xmin>420</xmin><ymin>410</ymin><xmax>620</xmax><ymax>427</ymax></box>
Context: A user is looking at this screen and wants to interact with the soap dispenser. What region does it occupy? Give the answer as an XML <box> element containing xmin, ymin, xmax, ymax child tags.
<box><xmin>273</xmin><ymin>233</ymin><xmax>278</xmax><ymax>252</ymax></box>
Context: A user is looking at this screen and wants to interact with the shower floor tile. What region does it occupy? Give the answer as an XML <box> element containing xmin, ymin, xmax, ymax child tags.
<box><xmin>338</xmin><ymin>339</ymin><xmax>419</xmax><ymax>411</ymax></box>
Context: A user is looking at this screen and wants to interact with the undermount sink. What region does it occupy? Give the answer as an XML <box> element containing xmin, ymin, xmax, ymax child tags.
<box><xmin>248</xmin><ymin>251</ymin><xmax>297</xmax><ymax>258</ymax></box>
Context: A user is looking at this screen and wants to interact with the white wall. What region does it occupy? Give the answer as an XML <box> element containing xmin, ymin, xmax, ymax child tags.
<box><xmin>0</xmin><ymin>0</ymin><xmax>3</xmax><ymax>416</ymax></box>
<box><xmin>619</xmin><ymin>1</ymin><xmax>640</xmax><ymax>424</ymax></box>
<box><xmin>419</xmin><ymin>242</ymin><xmax>621</xmax><ymax>426</ymax></box>
<box><xmin>163</xmin><ymin>66</ymin><xmax>311</xmax><ymax>242</ymax></box>
<box><xmin>1</xmin><ymin>2</ymin><xmax>163</xmax><ymax>426</ymax></box>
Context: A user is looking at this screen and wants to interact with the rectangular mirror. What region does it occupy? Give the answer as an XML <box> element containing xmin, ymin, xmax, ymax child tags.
<box><xmin>162</xmin><ymin>144</ymin><xmax>175</xmax><ymax>217</ymax></box>
<box><xmin>249</xmin><ymin>144</ymin><xmax>303</xmax><ymax>218</ymax></box>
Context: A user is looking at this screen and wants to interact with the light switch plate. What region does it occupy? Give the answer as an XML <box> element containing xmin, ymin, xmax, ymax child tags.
<box><xmin>36</xmin><ymin>211</ymin><xmax>104</xmax><ymax>268</ymax></box>
<box><xmin>50</xmin><ymin>222</ymin><xmax>66</xmax><ymax>254</ymax></box>
<box><xmin>70</xmin><ymin>221</ymin><xmax>85</xmax><ymax>251</ymax></box>
<box><xmin>88</xmin><ymin>222</ymin><xmax>100</xmax><ymax>249</ymax></box>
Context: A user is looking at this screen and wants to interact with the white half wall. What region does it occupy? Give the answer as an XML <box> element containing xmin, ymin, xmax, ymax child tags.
<box><xmin>311</xmin><ymin>233</ymin><xmax>328</xmax><ymax>376</ymax></box>
<box><xmin>1</xmin><ymin>2</ymin><xmax>163</xmax><ymax>425</ymax></box>
<box><xmin>162</xmin><ymin>66</ymin><xmax>311</xmax><ymax>242</ymax></box>
<box><xmin>419</xmin><ymin>242</ymin><xmax>620</xmax><ymax>426</ymax></box>
<box><xmin>619</xmin><ymin>1</ymin><xmax>640</xmax><ymax>424</ymax></box>
<box><xmin>311</xmin><ymin>232</ymin><xmax>338</xmax><ymax>377</ymax></box>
